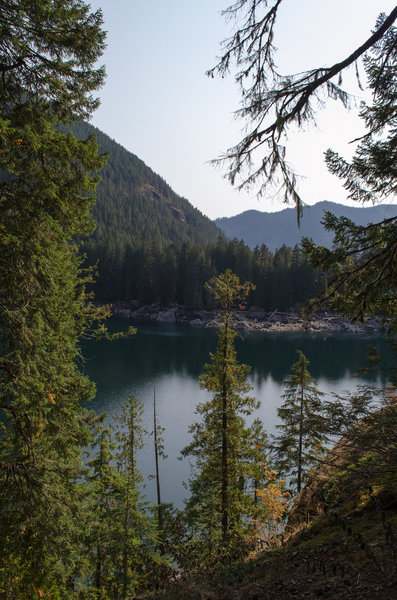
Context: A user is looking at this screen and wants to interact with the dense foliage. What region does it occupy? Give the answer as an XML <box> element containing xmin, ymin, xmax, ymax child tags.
<box><xmin>303</xmin><ymin>16</ymin><xmax>397</xmax><ymax>333</ymax></box>
<box><xmin>87</xmin><ymin>237</ymin><xmax>323</xmax><ymax>311</ymax></box>
<box><xmin>0</xmin><ymin>0</ymin><xmax>107</xmax><ymax>595</ymax></box>
<box><xmin>0</xmin><ymin>0</ymin><xmax>395</xmax><ymax>596</ymax></box>
<box><xmin>86</xmin><ymin>398</ymin><xmax>163</xmax><ymax>599</ymax></box>
<box><xmin>71</xmin><ymin>121</ymin><xmax>222</xmax><ymax>250</ymax></box>
<box><xmin>181</xmin><ymin>271</ymin><xmax>269</xmax><ymax>561</ymax></box>
<box><xmin>272</xmin><ymin>351</ymin><xmax>326</xmax><ymax>493</ymax></box>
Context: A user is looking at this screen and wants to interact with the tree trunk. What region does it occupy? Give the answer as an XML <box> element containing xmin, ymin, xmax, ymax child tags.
<box><xmin>221</xmin><ymin>316</ymin><xmax>230</xmax><ymax>544</ymax></box>
<box><xmin>297</xmin><ymin>385</ymin><xmax>304</xmax><ymax>493</ymax></box>
<box><xmin>154</xmin><ymin>386</ymin><xmax>164</xmax><ymax>553</ymax></box>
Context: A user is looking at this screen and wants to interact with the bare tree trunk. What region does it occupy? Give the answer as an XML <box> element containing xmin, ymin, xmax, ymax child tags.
<box><xmin>154</xmin><ymin>386</ymin><xmax>164</xmax><ymax>553</ymax></box>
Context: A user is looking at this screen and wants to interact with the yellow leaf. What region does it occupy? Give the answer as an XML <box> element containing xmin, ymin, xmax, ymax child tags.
<box><xmin>48</xmin><ymin>393</ymin><xmax>56</xmax><ymax>405</ymax></box>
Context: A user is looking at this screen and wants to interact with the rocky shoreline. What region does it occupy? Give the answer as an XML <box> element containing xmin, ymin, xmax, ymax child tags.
<box><xmin>107</xmin><ymin>302</ymin><xmax>384</xmax><ymax>335</ymax></box>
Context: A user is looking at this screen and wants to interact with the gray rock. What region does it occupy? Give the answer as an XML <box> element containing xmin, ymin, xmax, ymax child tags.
<box><xmin>116</xmin><ymin>308</ymin><xmax>131</xmax><ymax>318</ymax></box>
<box><xmin>189</xmin><ymin>318</ymin><xmax>202</xmax><ymax>327</ymax></box>
<box><xmin>156</xmin><ymin>309</ymin><xmax>177</xmax><ymax>323</ymax></box>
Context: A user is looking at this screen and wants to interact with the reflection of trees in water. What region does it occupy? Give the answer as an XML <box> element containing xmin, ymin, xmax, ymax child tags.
<box><xmin>82</xmin><ymin>322</ymin><xmax>391</xmax><ymax>398</ymax></box>
<box><xmin>235</xmin><ymin>334</ymin><xmax>390</xmax><ymax>385</ymax></box>
<box><xmin>82</xmin><ymin>324</ymin><xmax>218</xmax><ymax>393</ymax></box>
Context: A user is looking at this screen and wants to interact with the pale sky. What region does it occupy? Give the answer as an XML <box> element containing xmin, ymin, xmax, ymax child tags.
<box><xmin>88</xmin><ymin>0</ymin><xmax>395</xmax><ymax>219</ymax></box>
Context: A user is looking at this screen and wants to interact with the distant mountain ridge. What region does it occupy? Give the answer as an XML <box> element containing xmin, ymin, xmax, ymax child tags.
<box><xmin>69</xmin><ymin>121</ymin><xmax>222</xmax><ymax>247</ymax></box>
<box><xmin>215</xmin><ymin>201</ymin><xmax>397</xmax><ymax>251</ymax></box>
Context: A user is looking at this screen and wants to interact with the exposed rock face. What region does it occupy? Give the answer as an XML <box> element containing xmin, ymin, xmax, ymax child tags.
<box><xmin>141</xmin><ymin>184</ymin><xmax>187</xmax><ymax>223</ymax></box>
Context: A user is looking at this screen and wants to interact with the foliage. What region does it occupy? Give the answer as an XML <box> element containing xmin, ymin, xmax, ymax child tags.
<box><xmin>181</xmin><ymin>270</ymin><xmax>269</xmax><ymax>563</ymax></box>
<box><xmin>86</xmin><ymin>397</ymin><xmax>165</xmax><ymax>599</ymax></box>
<box><xmin>0</xmin><ymin>0</ymin><xmax>105</xmax><ymax>121</ymax></box>
<box><xmin>86</xmin><ymin>422</ymin><xmax>120</xmax><ymax>598</ymax></box>
<box><xmin>322</xmin><ymin>385</ymin><xmax>397</xmax><ymax>481</ymax></box>
<box><xmin>85</xmin><ymin>235</ymin><xmax>323</xmax><ymax>311</ymax></box>
<box><xmin>209</xmin><ymin>1</ymin><xmax>397</xmax><ymax>215</ymax></box>
<box><xmin>0</xmin><ymin>0</ymin><xmax>107</xmax><ymax>594</ymax></box>
<box><xmin>255</xmin><ymin>467</ymin><xmax>290</xmax><ymax>542</ymax></box>
<box><xmin>302</xmin><ymin>20</ymin><xmax>397</xmax><ymax>333</ymax></box>
<box><xmin>71</xmin><ymin>120</ymin><xmax>222</xmax><ymax>253</ymax></box>
<box><xmin>272</xmin><ymin>351</ymin><xmax>327</xmax><ymax>493</ymax></box>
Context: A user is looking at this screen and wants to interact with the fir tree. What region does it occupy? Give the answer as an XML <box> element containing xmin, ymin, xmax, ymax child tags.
<box><xmin>113</xmin><ymin>394</ymin><xmax>161</xmax><ymax>598</ymax></box>
<box><xmin>302</xmin><ymin>18</ymin><xmax>397</xmax><ymax>333</ymax></box>
<box><xmin>87</xmin><ymin>423</ymin><xmax>119</xmax><ymax>599</ymax></box>
<box><xmin>272</xmin><ymin>351</ymin><xmax>326</xmax><ymax>493</ymax></box>
<box><xmin>0</xmin><ymin>1</ymin><xmax>107</xmax><ymax>594</ymax></box>
<box><xmin>208</xmin><ymin>1</ymin><xmax>397</xmax><ymax>214</ymax></box>
<box><xmin>182</xmin><ymin>270</ymin><xmax>268</xmax><ymax>561</ymax></box>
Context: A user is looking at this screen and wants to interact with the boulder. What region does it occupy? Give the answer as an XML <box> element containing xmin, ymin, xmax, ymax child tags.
<box><xmin>189</xmin><ymin>318</ymin><xmax>203</xmax><ymax>327</ymax></box>
<box><xmin>116</xmin><ymin>308</ymin><xmax>131</xmax><ymax>318</ymax></box>
<box><xmin>156</xmin><ymin>309</ymin><xmax>177</xmax><ymax>324</ymax></box>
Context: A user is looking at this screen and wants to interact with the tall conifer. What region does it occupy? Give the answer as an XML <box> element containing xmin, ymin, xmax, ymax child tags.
<box><xmin>0</xmin><ymin>1</ymin><xmax>107</xmax><ymax>594</ymax></box>
<box><xmin>182</xmin><ymin>270</ymin><xmax>268</xmax><ymax>561</ymax></box>
<box><xmin>273</xmin><ymin>351</ymin><xmax>326</xmax><ymax>493</ymax></box>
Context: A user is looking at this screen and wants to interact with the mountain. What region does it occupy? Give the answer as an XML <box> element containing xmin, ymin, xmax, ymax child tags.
<box><xmin>69</xmin><ymin>121</ymin><xmax>223</xmax><ymax>247</ymax></box>
<box><xmin>215</xmin><ymin>201</ymin><xmax>397</xmax><ymax>251</ymax></box>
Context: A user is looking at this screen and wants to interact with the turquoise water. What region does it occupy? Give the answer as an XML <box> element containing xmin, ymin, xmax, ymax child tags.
<box><xmin>82</xmin><ymin>319</ymin><xmax>391</xmax><ymax>507</ymax></box>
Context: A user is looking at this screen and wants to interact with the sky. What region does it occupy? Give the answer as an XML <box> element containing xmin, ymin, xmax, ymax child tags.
<box><xmin>88</xmin><ymin>0</ymin><xmax>395</xmax><ymax>220</ymax></box>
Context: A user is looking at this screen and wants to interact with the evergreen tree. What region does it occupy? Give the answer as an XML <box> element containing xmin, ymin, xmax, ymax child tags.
<box><xmin>87</xmin><ymin>423</ymin><xmax>119</xmax><ymax>599</ymax></box>
<box><xmin>112</xmin><ymin>394</ymin><xmax>160</xmax><ymax>598</ymax></box>
<box><xmin>152</xmin><ymin>386</ymin><xmax>167</xmax><ymax>553</ymax></box>
<box><xmin>0</xmin><ymin>1</ymin><xmax>107</xmax><ymax>594</ymax></box>
<box><xmin>272</xmin><ymin>351</ymin><xmax>326</xmax><ymax>493</ymax></box>
<box><xmin>86</xmin><ymin>397</ymin><xmax>162</xmax><ymax>599</ymax></box>
<box><xmin>209</xmin><ymin>1</ymin><xmax>397</xmax><ymax>213</ymax></box>
<box><xmin>182</xmin><ymin>270</ymin><xmax>268</xmax><ymax>561</ymax></box>
<box><xmin>303</xmin><ymin>19</ymin><xmax>397</xmax><ymax>333</ymax></box>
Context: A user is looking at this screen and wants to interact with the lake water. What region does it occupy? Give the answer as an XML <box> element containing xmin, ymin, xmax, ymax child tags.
<box><xmin>82</xmin><ymin>319</ymin><xmax>390</xmax><ymax>508</ymax></box>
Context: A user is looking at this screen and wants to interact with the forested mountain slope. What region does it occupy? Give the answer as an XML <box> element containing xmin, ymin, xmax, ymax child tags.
<box><xmin>215</xmin><ymin>201</ymin><xmax>397</xmax><ymax>251</ymax></box>
<box><xmin>70</xmin><ymin>121</ymin><xmax>222</xmax><ymax>247</ymax></box>
<box><xmin>64</xmin><ymin>123</ymin><xmax>324</xmax><ymax>307</ymax></box>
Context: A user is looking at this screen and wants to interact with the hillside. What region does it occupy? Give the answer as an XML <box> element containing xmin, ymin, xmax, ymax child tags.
<box><xmin>215</xmin><ymin>201</ymin><xmax>397</xmax><ymax>251</ymax></box>
<box><xmin>69</xmin><ymin>121</ymin><xmax>222</xmax><ymax>247</ymax></box>
<box><xmin>154</xmin><ymin>402</ymin><xmax>397</xmax><ymax>600</ymax></box>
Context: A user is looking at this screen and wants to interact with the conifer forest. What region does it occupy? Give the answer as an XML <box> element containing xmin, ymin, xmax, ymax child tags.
<box><xmin>0</xmin><ymin>1</ymin><xmax>396</xmax><ymax>599</ymax></box>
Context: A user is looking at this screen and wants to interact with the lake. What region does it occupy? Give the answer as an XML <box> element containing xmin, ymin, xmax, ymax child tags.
<box><xmin>82</xmin><ymin>319</ymin><xmax>391</xmax><ymax>508</ymax></box>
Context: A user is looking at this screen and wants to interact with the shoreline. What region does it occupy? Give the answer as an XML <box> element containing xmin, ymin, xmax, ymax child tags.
<box><xmin>104</xmin><ymin>301</ymin><xmax>385</xmax><ymax>336</ymax></box>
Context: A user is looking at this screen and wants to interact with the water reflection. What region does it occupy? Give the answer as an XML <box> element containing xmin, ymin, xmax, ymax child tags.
<box><xmin>235</xmin><ymin>331</ymin><xmax>388</xmax><ymax>383</ymax></box>
<box><xmin>81</xmin><ymin>319</ymin><xmax>392</xmax><ymax>508</ymax></box>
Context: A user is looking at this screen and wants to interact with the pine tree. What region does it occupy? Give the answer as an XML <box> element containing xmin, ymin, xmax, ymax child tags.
<box><xmin>182</xmin><ymin>270</ymin><xmax>268</xmax><ymax>561</ymax></box>
<box><xmin>272</xmin><ymin>351</ymin><xmax>326</xmax><ymax>493</ymax></box>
